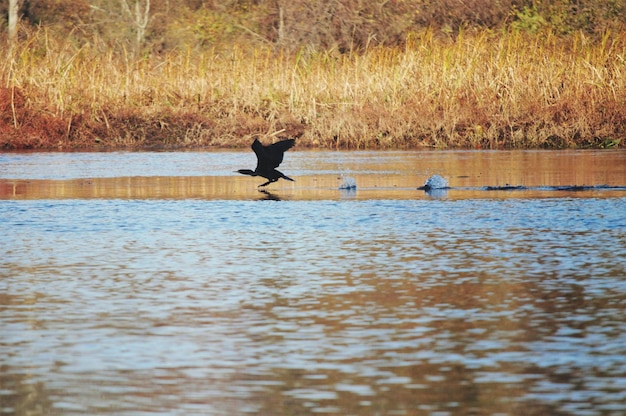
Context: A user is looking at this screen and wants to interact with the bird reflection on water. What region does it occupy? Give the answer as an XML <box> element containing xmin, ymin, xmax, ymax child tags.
<box><xmin>257</xmin><ymin>189</ymin><xmax>282</xmax><ymax>201</ymax></box>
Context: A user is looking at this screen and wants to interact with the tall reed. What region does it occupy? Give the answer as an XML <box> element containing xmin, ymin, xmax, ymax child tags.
<box><xmin>1</xmin><ymin>27</ymin><xmax>625</xmax><ymax>149</ymax></box>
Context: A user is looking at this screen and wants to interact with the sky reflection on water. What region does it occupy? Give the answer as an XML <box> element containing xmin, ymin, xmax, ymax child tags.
<box><xmin>2</xmin><ymin>196</ymin><xmax>626</xmax><ymax>416</ymax></box>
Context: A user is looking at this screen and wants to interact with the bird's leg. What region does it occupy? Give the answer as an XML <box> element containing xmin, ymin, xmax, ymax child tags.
<box><xmin>258</xmin><ymin>177</ymin><xmax>280</xmax><ymax>187</ymax></box>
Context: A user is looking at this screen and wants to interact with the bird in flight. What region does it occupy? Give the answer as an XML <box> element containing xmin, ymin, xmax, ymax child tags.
<box><xmin>237</xmin><ymin>138</ymin><xmax>296</xmax><ymax>187</ymax></box>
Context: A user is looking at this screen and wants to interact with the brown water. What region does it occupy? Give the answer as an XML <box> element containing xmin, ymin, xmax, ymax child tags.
<box><xmin>2</xmin><ymin>149</ymin><xmax>626</xmax><ymax>200</ymax></box>
<box><xmin>1</xmin><ymin>150</ymin><xmax>626</xmax><ymax>415</ymax></box>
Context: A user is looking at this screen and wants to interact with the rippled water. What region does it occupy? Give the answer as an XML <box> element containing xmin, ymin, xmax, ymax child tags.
<box><xmin>1</xmin><ymin>150</ymin><xmax>626</xmax><ymax>415</ymax></box>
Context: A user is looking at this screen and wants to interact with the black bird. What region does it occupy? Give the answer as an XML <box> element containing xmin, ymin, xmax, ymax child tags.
<box><xmin>237</xmin><ymin>138</ymin><xmax>296</xmax><ymax>187</ymax></box>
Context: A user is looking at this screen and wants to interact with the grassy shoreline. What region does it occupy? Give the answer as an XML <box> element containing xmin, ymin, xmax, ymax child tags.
<box><xmin>1</xmin><ymin>28</ymin><xmax>625</xmax><ymax>150</ymax></box>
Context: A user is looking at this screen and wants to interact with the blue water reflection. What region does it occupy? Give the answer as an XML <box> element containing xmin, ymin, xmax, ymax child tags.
<box><xmin>2</xmin><ymin>197</ymin><xmax>625</xmax><ymax>415</ymax></box>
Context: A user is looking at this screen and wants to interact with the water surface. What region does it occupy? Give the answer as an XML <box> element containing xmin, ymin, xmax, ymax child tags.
<box><xmin>2</xmin><ymin>149</ymin><xmax>626</xmax><ymax>200</ymax></box>
<box><xmin>1</xmin><ymin>150</ymin><xmax>625</xmax><ymax>416</ymax></box>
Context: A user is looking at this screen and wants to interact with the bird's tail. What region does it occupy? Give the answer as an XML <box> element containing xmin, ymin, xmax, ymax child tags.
<box><xmin>277</xmin><ymin>170</ymin><xmax>295</xmax><ymax>182</ymax></box>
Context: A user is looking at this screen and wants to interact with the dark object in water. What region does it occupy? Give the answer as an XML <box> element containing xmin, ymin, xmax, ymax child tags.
<box><xmin>237</xmin><ymin>138</ymin><xmax>295</xmax><ymax>187</ymax></box>
<box><xmin>553</xmin><ymin>185</ymin><xmax>596</xmax><ymax>191</ymax></box>
<box><xmin>483</xmin><ymin>185</ymin><xmax>622</xmax><ymax>192</ymax></box>
<box><xmin>483</xmin><ymin>185</ymin><xmax>527</xmax><ymax>191</ymax></box>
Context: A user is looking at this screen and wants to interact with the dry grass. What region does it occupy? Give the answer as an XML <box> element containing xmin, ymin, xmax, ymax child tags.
<box><xmin>1</xmin><ymin>27</ymin><xmax>625</xmax><ymax>150</ymax></box>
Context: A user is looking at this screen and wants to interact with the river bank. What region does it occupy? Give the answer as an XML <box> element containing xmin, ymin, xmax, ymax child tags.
<box><xmin>2</xmin><ymin>28</ymin><xmax>624</xmax><ymax>151</ymax></box>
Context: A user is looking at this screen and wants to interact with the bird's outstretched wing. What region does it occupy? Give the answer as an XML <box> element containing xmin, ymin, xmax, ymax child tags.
<box><xmin>252</xmin><ymin>138</ymin><xmax>295</xmax><ymax>170</ymax></box>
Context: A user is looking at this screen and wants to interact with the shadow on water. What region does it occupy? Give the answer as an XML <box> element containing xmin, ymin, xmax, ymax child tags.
<box><xmin>258</xmin><ymin>189</ymin><xmax>282</xmax><ymax>201</ymax></box>
<box><xmin>1</xmin><ymin>149</ymin><xmax>626</xmax><ymax>415</ymax></box>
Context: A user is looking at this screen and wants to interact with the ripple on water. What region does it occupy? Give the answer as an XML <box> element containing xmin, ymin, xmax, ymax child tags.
<box><xmin>1</xmin><ymin>196</ymin><xmax>625</xmax><ymax>415</ymax></box>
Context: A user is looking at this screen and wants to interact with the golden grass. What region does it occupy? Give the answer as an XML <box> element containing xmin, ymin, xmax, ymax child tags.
<box><xmin>1</xmin><ymin>27</ymin><xmax>625</xmax><ymax>149</ymax></box>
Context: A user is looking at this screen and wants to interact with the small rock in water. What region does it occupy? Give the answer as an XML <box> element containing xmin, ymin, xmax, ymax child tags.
<box><xmin>421</xmin><ymin>174</ymin><xmax>448</xmax><ymax>190</ymax></box>
<box><xmin>339</xmin><ymin>176</ymin><xmax>357</xmax><ymax>190</ymax></box>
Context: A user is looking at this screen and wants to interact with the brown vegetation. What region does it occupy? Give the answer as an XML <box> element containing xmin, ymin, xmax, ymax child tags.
<box><xmin>1</xmin><ymin>1</ymin><xmax>625</xmax><ymax>150</ymax></box>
